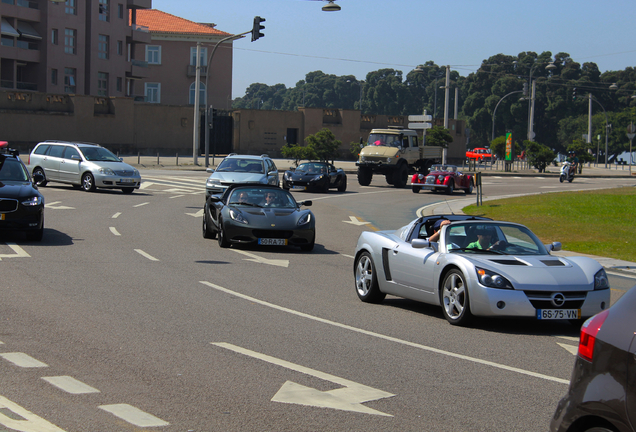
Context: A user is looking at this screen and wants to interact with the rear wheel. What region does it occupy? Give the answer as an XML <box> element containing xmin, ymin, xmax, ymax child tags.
<box><xmin>354</xmin><ymin>252</ymin><xmax>386</xmax><ymax>303</ymax></box>
<box><xmin>357</xmin><ymin>167</ymin><xmax>372</xmax><ymax>186</ymax></box>
<box><xmin>440</xmin><ymin>269</ymin><xmax>472</xmax><ymax>326</ymax></box>
<box><xmin>392</xmin><ymin>165</ymin><xmax>408</xmax><ymax>188</ymax></box>
<box><xmin>81</xmin><ymin>173</ymin><xmax>96</xmax><ymax>192</ymax></box>
<box><xmin>446</xmin><ymin>180</ymin><xmax>455</xmax><ymax>195</ymax></box>
<box><xmin>465</xmin><ymin>181</ymin><xmax>473</xmax><ymax>194</ymax></box>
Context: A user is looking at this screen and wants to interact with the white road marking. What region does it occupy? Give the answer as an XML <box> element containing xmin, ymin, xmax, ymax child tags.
<box><xmin>343</xmin><ymin>216</ymin><xmax>371</xmax><ymax>226</ymax></box>
<box><xmin>0</xmin><ymin>243</ymin><xmax>30</xmax><ymax>260</ymax></box>
<box><xmin>213</xmin><ymin>342</ymin><xmax>394</xmax><ymax>416</ymax></box>
<box><xmin>200</xmin><ymin>281</ymin><xmax>569</xmax><ymax>385</ymax></box>
<box><xmin>99</xmin><ymin>404</ymin><xmax>169</xmax><ymax>428</ymax></box>
<box><xmin>109</xmin><ymin>227</ymin><xmax>121</xmax><ymax>236</ymax></box>
<box><xmin>556</xmin><ymin>336</ymin><xmax>579</xmax><ymax>342</ymax></box>
<box><xmin>135</xmin><ymin>249</ymin><xmax>159</xmax><ymax>261</ymax></box>
<box><xmin>169</xmin><ymin>194</ymin><xmax>185</xmax><ymax>199</ymax></box>
<box><xmin>557</xmin><ymin>343</ymin><xmax>578</xmax><ymax>355</ymax></box>
<box><xmin>607</xmin><ymin>270</ymin><xmax>636</xmax><ymax>280</ymax></box>
<box><xmin>133</xmin><ymin>202</ymin><xmax>149</xmax><ymax>208</ymax></box>
<box><xmin>112</xmin><ymin>212</ymin><xmax>121</xmax><ymax>218</ymax></box>
<box><xmin>139</xmin><ymin>182</ymin><xmax>153</xmax><ymax>190</ymax></box>
<box><xmin>308</xmin><ymin>189</ymin><xmax>393</xmax><ymax>201</ymax></box>
<box><xmin>341</xmin><ymin>254</ymin><xmax>355</xmax><ymax>259</ymax></box>
<box><xmin>0</xmin><ymin>395</ymin><xmax>66</xmax><ymax>432</ymax></box>
<box><xmin>0</xmin><ymin>352</ymin><xmax>48</xmax><ymax>368</ymax></box>
<box><xmin>45</xmin><ymin>201</ymin><xmax>75</xmax><ymax>210</ymax></box>
<box><xmin>540</xmin><ymin>186</ymin><xmax>560</xmax><ymax>189</ymax></box>
<box><xmin>42</xmin><ymin>376</ymin><xmax>100</xmax><ymax>394</ymax></box>
<box><xmin>187</xmin><ymin>209</ymin><xmax>204</xmax><ymax>218</ymax></box>
<box><xmin>230</xmin><ymin>249</ymin><xmax>289</xmax><ymax>268</ymax></box>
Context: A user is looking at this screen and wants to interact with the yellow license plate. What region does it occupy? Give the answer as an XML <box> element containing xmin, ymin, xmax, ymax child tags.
<box><xmin>0</xmin><ymin>214</ymin><xmax>4</xmax><ymax>220</ymax></box>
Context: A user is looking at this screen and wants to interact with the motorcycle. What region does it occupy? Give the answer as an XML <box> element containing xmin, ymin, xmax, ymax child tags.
<box><xmin>560</xmin><ymin>161</ymin><xmax>575</xmax><ymax>183</ymax></box>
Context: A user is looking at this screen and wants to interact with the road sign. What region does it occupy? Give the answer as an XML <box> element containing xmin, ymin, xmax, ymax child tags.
<box><xmin>628</xmin><ymin>133</ymin><xmax>636</xmax><ymax>140</ymax></box>
<box><xmin>408</xmin><ymin>114</ymin><xmax>432</xmax><ymax>122</ymax></box>
<box><xmin>627</xmin><ymin>123</ymin><xmax>636</xmax><ymax>133</ymax></box>
<box><xmin>408</xmin><ymin>122</ymin><xmax>432</xmax><ymax>130</ymax></box>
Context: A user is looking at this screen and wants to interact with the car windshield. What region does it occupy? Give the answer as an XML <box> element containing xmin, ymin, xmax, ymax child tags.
<box><xmin>296</xmin><ymin>163</ymin><xmax>327</xmax><ymax>174</ymax></box>
<box><xmin>430</xmin><ymin>165</ymin><xmax>456</xmax><ymax>173</ymax></box>
<box><xmin>367</xmin><ymin>133</ymin><xmax>402</xmax><ymax>147</ymax></box>
<box><xmin>444</xmin><ymin>223</ymin><xmax>548</xmax><ymax>255</ymax></box>
<box><xmin>0</xmin><ymin>159</ymin><xmax>29</xmax><ymax>182</ymax></box>
<box><xmin>216</xmin><ymin>158</ymin><xmax>264</xmax><ymax>173</ymax></box>
<box><xmin>80</xmin><ymin>146</ymin><xmax>120</xmax><ymax>162</ymax></box>
<box><xmin>228</xmin><ymin>188</ymin><xmax>297</xmax><ymax>209</ymax></box>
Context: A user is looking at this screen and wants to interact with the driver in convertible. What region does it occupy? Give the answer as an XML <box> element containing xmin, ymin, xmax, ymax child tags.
<box><xmin>466</xmin><ymin>227</ymin><xmax>506</xmax><ymax>251</ymax></box>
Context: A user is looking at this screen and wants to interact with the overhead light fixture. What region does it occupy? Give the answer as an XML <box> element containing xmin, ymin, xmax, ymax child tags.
<box><xmin>322</xmin><ymin>1</ymin><xmax>341</xmax><ymax>11</ymax></box>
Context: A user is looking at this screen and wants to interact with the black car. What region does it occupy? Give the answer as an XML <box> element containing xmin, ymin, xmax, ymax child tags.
<box><xmin>550</xmin><ymin>284</ymin><xmax>636</xmax><ymax>432</ymax></box>
<box><xmin>0</xmin><ymin>142</ymin><xmax>45</xmax><ymax>241</ymax></box>
<box><xmin>203</xmin><ymin>184</ymin><xmax>315</xmax><ymax>251</ymax></box>
<box><xmin>282</xmin><ymin>161</ymin><xmax>347</xmax><ymax>192</ymax></box>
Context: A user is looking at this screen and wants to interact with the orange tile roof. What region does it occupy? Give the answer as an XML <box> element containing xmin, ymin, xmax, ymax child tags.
<box><xmin>134</xmin><ymin>9</ymin><xmax>231</xmax><ymax>36</ymax></box>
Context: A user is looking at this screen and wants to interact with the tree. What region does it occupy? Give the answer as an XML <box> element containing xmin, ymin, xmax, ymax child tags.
<box><xmin>305</xmin><ymin>128</ymin><xmax>341</xmax><ymax>161</ymax></box>
<box><xmin>524</xmin><ymin>140</ymin><xmax>555</xmax><ymax>172</ymax></box>
<box><xmin>280</xmin><ymin>143</ymin><xmax>315</xmax><ymax>167</ymax></box>
<box><xmin>425</xmin><ymin>126</ymin><xmax>453</xmax><ymax>148</ymax></box>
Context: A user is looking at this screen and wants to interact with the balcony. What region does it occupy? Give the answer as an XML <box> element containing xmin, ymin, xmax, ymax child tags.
<box><xmin>186</xmin><ymin>65</ymin><xmax>208</xmax><ymax>77</ymax></box>
<box><xmin>126</xmin><ymin>0</ymin><xmax>151</xmax><ymax>9</ymax></box>
<box><xmin>126</xmin><ymin>59</ymin><xmax>149</xmax><ymax>79</ymax></box>
<box><xmin>128</xmin><ymin>23</ymin><xmax>151</xmax><ymax>44</ymax></box>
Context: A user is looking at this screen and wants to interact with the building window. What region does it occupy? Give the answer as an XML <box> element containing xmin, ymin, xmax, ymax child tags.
<box><xmin>117</xmin><ymin>3</ymin><xmax>124</xmax><ymax>19</ymax></box>
<box><xmin>64</xmin><ymin>29</ymin><xmax>76</xmax><ymax>54</ymax></box>
<box><xmin>65</xmin><ymin>0</ymin><xmax>76</xmax><ymax>15</ymax></box>
<box><xmin>97</xmin><ymin>72</ymin><xmax>108</xmax><ymax>96</ymax></box>
<box><xmin>117</xmin><ymin>40</ymin><xmax>123</xmax><ymax>55</ymax></box>
<box><xmin>116</xmin><ymin>77</ymin><xmax>122</xmax><ymax>92</ymax></box>
<box><xmin>190</xmin><ymin>47</ymin><xmax>207</xmax><ymax>66</ymax></box>
<box><xmin>98</xmin><ymin>34</ymin><xmax>109</xmax><ymax>59</ymax></box>
<box><xmin>145</xmin><ymin>45</ymin><xmax>161</xmax><ymax>64</ymax></box>
<box><xmin>98</xmin><ymin>0</ymin><xmax>109</xmax><ymax>22</ymax></box>
<box><xmin>64</xmin><ymin>68</ymin><xmax>76</xmax><ymax>93</ymax></box>
<box><xmin>145</xmin><ymin>83</ymin><xmax>160</xmax><ymax>103</ymax></box>
<box><xmin>51</xmin><ymin>29</ymin><xmax>58</xmax><ymax>45</ymax></box>
<box><xmin>189</xmin><ymin>82</ymin><xmax>206</xmax><ymax>105</ymax></box>
<box><xmin>51</xmin><ymin>69</ymin><xmax>58</xmax><ymax>85</ymax></box>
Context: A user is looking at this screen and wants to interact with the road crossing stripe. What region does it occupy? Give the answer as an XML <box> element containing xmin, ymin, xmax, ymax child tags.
<box><xmin>0</xmin><ymin>353</ymin><xmax>48</xmax><ymax>368</ymax></box>
<box><xmin>99</xmin><ymin>404</ymin><xmax>169</xmax><ymax>427</ymax></box>
<box><xmin>42</xmin><ymin>376</ymin><xmax>100</xmax><ymax>394</ymax></box>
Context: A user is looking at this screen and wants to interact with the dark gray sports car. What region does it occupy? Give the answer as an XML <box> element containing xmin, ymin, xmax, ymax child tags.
<box><xmin>203</xmin><ymin>184</ymin><xmax>315</xmax><ymax>251</ymax></box>
<box><xmin>282</xmin><ymin>161</ymin><xmax>347</xmax><ymax>192</ymax></box>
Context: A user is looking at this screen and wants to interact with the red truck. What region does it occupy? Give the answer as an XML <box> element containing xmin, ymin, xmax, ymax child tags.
<box><xmin>466</xmin><ymin>147</ymin><xmax>495</xmax><ymax>163</ymax></box>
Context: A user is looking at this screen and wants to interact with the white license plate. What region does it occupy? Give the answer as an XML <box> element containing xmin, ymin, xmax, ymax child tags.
<box><xmin>258</xmin><ymin>238</ymin><xmax>287</xmax><ymax>246</ymax></box>
<box><xmin>537</xmin><ymin>309</ymin><xmax>581</xmax><ymax>320</ymax></box>
<box><xmin>120</xmin><ymin>178</ymin><xmax>135</xmax><ymax>183</ymax></box>
<box><xmin>292</xmin><ymin>185</ymin><xmax>305</xmax><ymax>190</ymax></box>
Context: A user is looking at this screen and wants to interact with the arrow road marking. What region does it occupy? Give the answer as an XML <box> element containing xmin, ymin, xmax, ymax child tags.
<box><xmin>557</xmin><ymin>343</ymin><xmax>578</xmax><ymax>355</ymax></box>
<box><xmin>0</xmin><ymin>395</ymin><xmax>66</xmax><ymax>432</ymax></box>
<box><xmin>343</xmin><ymin>216</ymin><xmax>371</xmax><ymax>226</ymax></box>
<box><xmin>0</xmin><ymin>243</ymin><xmax>30</xmax><ymax>260</ymax></box>
<box><xmin>45</xmin><ymin>201</ymin><xmax>75</xmax><ymax>210</ymax></box>
<box><xmin>187</xmin><ymin>209</ymin><xmax>204</xmax><ymax>218</ymax></box>
<box><xmin>230</xmin><ymin>249</ymin><xmax>289</xmax><ymax>267</ymax></box>
<box><xmin>213</xmin><ymin>342</ymin><xmax>394</xmax><ymax>416</ymax></box>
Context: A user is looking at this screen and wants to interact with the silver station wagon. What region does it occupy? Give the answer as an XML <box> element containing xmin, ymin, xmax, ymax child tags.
<box><xmin>27</xmin><ymin>141</ymin><xmax>141</xmax><ymax>194</ymax></box>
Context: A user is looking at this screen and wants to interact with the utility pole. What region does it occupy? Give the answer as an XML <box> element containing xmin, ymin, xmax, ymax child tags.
<box><xmin>192</xmin><ymin>42</ymin><xmax>201</xmax><ymax>165</ymax></box>
<box><xmin>443</xmin><ymin>65</ymin><xmax>450</xmax><ymax>129</ymax></box>
<box><xmin>527</xmin><ymin>80</ymin><xmax>536</xmax><ymax>141</ymax></box>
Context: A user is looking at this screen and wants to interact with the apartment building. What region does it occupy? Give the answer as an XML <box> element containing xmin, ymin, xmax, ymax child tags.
<box><xmin>0</xmin><ymin>0</ymin><xmax>151</xmax><ymax>97</ymax></box>
<box><xmin>134</xmin><ymin>9</ymin><xmax>234</xmax><ymax>108</ymax></box>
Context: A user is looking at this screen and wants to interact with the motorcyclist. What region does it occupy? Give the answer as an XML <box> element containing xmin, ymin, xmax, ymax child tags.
<box><xmin>566</xmin><ymin>151</ymin><xmax>578</xmax><ymax>178</ymax></box>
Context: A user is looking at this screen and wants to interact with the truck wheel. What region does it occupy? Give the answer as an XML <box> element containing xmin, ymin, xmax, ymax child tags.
<box><xmin>357</xmin><ymin>167</ymin><xmax>372</xmax><ymax>186</ymax></box>
<box><xmin>385</xmin><ymin>174</ymin><xmax>394</xmax><ymax>185</ymax></box>
<box><xmin>392</xmin><ymin>165</ymin><xmax>408</xmax><ymax>188</ymax></box>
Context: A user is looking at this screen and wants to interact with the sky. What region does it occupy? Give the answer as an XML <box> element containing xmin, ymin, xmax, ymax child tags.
<box><xmin>151</xmin><ymin>0</ymin><xmax>636</xmax><ymax>99</ymax></box>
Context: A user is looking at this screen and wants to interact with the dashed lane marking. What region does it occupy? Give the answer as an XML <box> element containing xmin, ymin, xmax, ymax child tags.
<box><xmin>0</xmin><ymin>352</ymin><xmax>48</xmax><ymax>368</ymax></box>
<box><xmin>133</xmin><ymin>202</ymin><xmax>149</xmax><ymax>208</ymax></box>
<box><xmin>99</xmin><ymin>404</ymin><xmax>169</xmax><ymax>428</ymax></box>
<box><xmin>109</xmin><ymin>227</ymin><xmax>121</xmax><ymax>236</ymax></box>
<box><xmin>135</xmin><ymin>249</ymin><xmax>159</xmax><ymax>261</ymax></box>
<box><xmin>42</xmin><ymin>376</ymin><xmax>100</xmax><ymax>394</ymax></box>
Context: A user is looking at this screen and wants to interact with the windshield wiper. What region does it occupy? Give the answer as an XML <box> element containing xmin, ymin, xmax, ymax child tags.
<box><xmin>449</xmin><ymin>247</ymin><xmax>504</xmax><ymax>255</ymax></box>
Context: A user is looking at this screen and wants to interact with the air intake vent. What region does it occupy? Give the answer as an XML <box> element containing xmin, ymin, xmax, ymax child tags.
<box><xmin>490</xmin><ymin>260</ymin><xmax>527</xmax><ymax>266</ymax></box>
<box><xmin>540</xmin><ymin>260</ymin><xmax>565</xmax><ymax>267</ymax></box>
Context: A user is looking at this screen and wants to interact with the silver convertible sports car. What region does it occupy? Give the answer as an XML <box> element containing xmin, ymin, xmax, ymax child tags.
<box><xmin>354</xmin><ymin>215</ymin><xmax>611</xmax><ymax>326</ymax></box>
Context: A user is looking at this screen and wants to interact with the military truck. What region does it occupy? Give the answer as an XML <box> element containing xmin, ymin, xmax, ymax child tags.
<box><xmin>356</xmin><ymin>128</ymin><xmax>443</xmax><ymax>188</ymax></box>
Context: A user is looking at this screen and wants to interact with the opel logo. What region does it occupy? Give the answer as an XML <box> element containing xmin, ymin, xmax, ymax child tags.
<box><xmin>551</xmin><ymin>293</ymin><xmax>566</xmax><ymax>307</ymax></box>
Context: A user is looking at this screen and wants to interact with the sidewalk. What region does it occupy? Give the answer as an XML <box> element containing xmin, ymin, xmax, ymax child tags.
<box><xmin>418</xmin><ymin>196</ymin><xmax>636</xmax><ymax>278</ymax></box>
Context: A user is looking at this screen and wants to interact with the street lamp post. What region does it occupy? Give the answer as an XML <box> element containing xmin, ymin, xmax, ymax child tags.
<box><xmin>526</xmin><ymin>61</ymin><xmax>556</xmax><ymax>142</ymax></box>
<box><xmin>492</xmin><ymin>90</ymin><xmax>524</xmax><ymax>142</ymax></box>
<box><xmin>588</xmin><ymin>94</ymin><xmax>610</xmax><ymax>168</ymax></box>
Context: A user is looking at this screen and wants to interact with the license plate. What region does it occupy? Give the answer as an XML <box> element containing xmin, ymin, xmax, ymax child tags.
<box><xmin>258</xmin><ymin>238</ymin><xmax>287</xmax><ymax>246</ymax></box>
<box><xmin>0</xmin><ymin>214</ymin><xmax>4</xmax><ymax>220</ymax></box>
<box><xmin>537</xmin><ymin>309</ymin><xmax>581</xmax><ymax>320</ymax></box>
<box><xmin>292</xmin><ymin>185</ymin><xmax>305</xmax><ymax>190</ymax></box>
<box><xmin>120</xmin><ymin>178</ymin><xmax>135</xmax><ymax>183</ymax></box>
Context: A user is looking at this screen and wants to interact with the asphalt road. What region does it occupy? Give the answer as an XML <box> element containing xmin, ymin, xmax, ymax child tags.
<box><xmin>0</xmin><ymin>172</ymin><xmax>635</xmax><ymax>432</ymax></box>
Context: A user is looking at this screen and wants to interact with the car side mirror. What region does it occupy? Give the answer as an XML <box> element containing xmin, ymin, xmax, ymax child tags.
<box><xmin>206</xmin><ymin>168</ymin><xmax>215</xmax><ymax>173</ymax></box>
<box><xmin>411</xmin><ymin>239</ymin><xmax>433</xmax><ymax>249</ymax></box>
<box><xmin>546</xmin><ymin>242</ymin><xmax>562</xmax><ymax>253</ymax></box>
<box><xmin>208</xmin><ymin>195</ymin><xmax>222</xmax><ymax>203</ymax></box>
<box><xmin>300</xmin><ymin>200</ymin><xmax>312</xmax><ymax>207</ymax></box>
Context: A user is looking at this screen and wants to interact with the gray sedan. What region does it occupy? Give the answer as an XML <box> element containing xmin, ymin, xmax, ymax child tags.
<box><xmin>353</xmin><ymin>215</ymin><xmax>611</xmax><ymax>326</ymax></box>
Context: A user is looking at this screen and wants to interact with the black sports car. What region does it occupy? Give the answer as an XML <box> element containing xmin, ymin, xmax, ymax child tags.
<box><xmin>0</xmin><ymin>142</ymin><xmax>45</xmax><ymax>241</ymax></box>
<box><xmin>203</xmin><ymin>184</ymin><xmax>316</xmax><ymax>251</ymax></box>
<box><xmin>282</xmin><ymin>161</ymin><xmax>347</xmax><ymax>192</ymax></box>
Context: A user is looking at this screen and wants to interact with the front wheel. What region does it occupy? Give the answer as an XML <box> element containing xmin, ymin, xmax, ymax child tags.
<box><xmin>465</xmin><ymin>181</ymin><xmax>473</xmax><ymax>194</ymax></box>
<box><xmin>559</xmin><ymin>175</ymin><xmax>565</xmax><ymax>183</ymax></box>
<box><xmin>357</xmin><ymin>168</ymin><xmax>372</xmax><ymax>186</ymax></box>
<box><xmin>446</xmin><ymin>180</ymin><xmax>454</xmax><ymax>195</ymax></box>
<box><xmin>32</xmin><ymin>168</ymin><xmax>47</xmax><ymax>187</ymax></box>
<box><xmin>393</xmin><ymin>165</ymin><xmax>408</xmax><ymax>188</ymax></box>
<box><xmin>354</xmin><ymin>252</ymin><xmax>386</xmax><ymax>303</ymax></box>
<box><xmin>122</xmin><ymin>187</ymin><xmax>134</xmax><ymax>194</ymax></box>
<box><xmin>217</xmin><ymin>218</ymin><xmax>230</xmax><ymax>248</ymax></box>
<box><xmin>412</xmin><ymin>186</ymin><xmax>421</xmax><ymax>193</ymax></box>
<box><xmin>337</xmin><ymin>176</ymin><xmax>347</xmax><ymax>192</ymax></box>
<box><xmin>81</xmin><ymin>173</ymin><xmax>96</xmax><ymax>192</ymax></box>
<box><xmin>440</xmin><ymin>269</ymin><xmax>472</xmax><ymax>326</ymax></box>
<box><xmin>282</xmin><ymin>180</ymin><xmax>290</xmax><ymax>190</ymax></box>
<box><xmin>202</xmin><ymin>208</ymin><xmax>216</xmax><ymax>239</ymax></box>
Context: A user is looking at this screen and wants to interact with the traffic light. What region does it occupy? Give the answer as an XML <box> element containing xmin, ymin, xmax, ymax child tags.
<box><xmin>522</xmin><ymin>82</ymin><xmax>528</xmax><ymax>96</ymax></box>
<box><xmin>251</xmin><ymin>16</ymin><xmax>265</xmax><ymax>42</ymax></box>
<box><xmin>572</xmin><ymin>87</ymin><xmax>577</xmax><ymax>100</ymax></box>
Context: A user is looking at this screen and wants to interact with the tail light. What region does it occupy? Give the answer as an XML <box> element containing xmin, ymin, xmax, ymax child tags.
<box><xmin>578</xmin><ymin>309</ymin><xmax>610</xmax><ymax>362</ymax></box>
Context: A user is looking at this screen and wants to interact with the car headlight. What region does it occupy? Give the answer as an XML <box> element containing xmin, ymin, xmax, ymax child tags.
<box><xmin>297</xmin><ymin>212</ymin><xmax>312</xmax><ymax>226</ymax></box>
<box><xmin>99</xmin><ymin>167</ymin><xmax>115</xmax><ymax>176</ymax></box>
<box><xmin>386</xmin><ymin>158</ymin><xmax>392</xmax><ymax>163</ymax></box>
<box><xmin>361</xmin><ymin>156</ymin><xmax>366</xmax><ymax>162</ymax></box>
<box><xmin>438</xmin><ymin>175</ymin><xmax>446</xmax><ymax>181</ymax></box>
<box><xmin>229</xmin><ymin>208</ymin><xmax>247</xmax><ymax>224</ymax></box>
<box><xmin>475</xmin><ymin>267</ymin><xmax>513</xmax><ymax>289</ymax></box>
<box><xmin>22</xmin><ymin>196</ymin><xmax>42</xmax><ymax>206</ymax></box>
<box><xmin>594</xmin><ymin>269</ymin><xmax>609</xmax><ymax>290</ymax></box>
<box><xmin>311</xmin><ymin>175</ymin><xmax>324</xmax><ymax>182</ymax></box>
<box><xmin>206</xmin><ymin>178</ymin><xmax>221</xmax><ymax>186</ymax></box>
<box><xmin>133</xmin><ymin>169</ymin><xmax>140</xmax><ymax>177</ymax></box>
<box><xmin>417</xmin><ymin>174</ymin><xmax>425</xmax><ymax>180</ymax></box>
<box><xmin>284</xmin><ymin>172</ymin><xmax>292</xmax><ymax>180</ymax></box>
